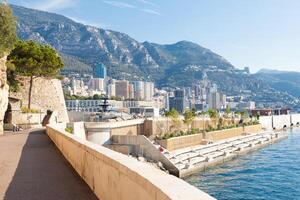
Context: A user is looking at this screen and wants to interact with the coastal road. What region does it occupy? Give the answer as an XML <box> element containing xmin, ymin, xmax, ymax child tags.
<box><xmin>0</xmin><ymin>129</ymin><xmax>98</xmax><ymax>200</ymax></box>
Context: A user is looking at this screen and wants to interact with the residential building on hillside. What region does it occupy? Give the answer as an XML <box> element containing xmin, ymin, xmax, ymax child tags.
<box><xmin>115</xmin><ymin>80</ymin><xmax>132</xmax><ymax>99</ymax></box>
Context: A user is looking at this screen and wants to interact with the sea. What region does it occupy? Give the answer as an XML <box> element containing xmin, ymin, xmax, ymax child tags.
<box><xmin>185</xmin><ymin>128</ymin><xmax>300</xmax><ymax>200</ymax></box>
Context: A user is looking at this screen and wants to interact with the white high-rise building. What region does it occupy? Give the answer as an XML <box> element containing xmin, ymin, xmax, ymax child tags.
<box><xmin>144</xmin><ymin>82</ymin><xmax>154</xmax><ymax>101</ymax></box>
<box><xmin>131</xmin><ymin>81</ymin><xmax>145</xmax><ymax>100</ymax></box>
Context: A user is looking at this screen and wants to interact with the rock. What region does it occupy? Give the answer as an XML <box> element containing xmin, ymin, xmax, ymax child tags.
<box><xmin>0</xmin><ymin>55</ymin><xmax>9</xmax><ymax>135</ymax></box>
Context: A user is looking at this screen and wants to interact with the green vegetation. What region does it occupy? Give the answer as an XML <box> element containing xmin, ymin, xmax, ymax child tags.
<box><xmin>160</xmin><ymin>128</ymin><xmax>200</xmax><ymax>140</ymax></box>
<box><xmin>165</xmin><ymin>108</ymin><xmax>181</xmax><ymax>131</ymax></box>
<box><xmin>60</xmin><ymin>54</ymin><xmax>92</xmax><ymax>73</ymax></box>
<box><xmin>7</xmin><ymin>40</ymin><xmax>64</xmax><ymax>109</ymax></box>
<box><xmin>165</xmin><ymin>108</ymin><xmax>179</xmax><ymax>118</ymax></box>
<box><xmin>64</xmin><ymin>94</ymin><xmax>106</xmax><ymax>100</ymax></box>
<box><xmin>21</xmin><ymin>107</ymin><xmax>39</xmax><ymax>113</ymax></box>
<box><xmin>208</xmin><ymin>109</ymin><xmax>218</xmax><ymax>119</ymax></box>
<box><xmin>224</xmin><ymin>107</ymin><xmax>231</xmax><ymax>118</ymax></box>
<box><xmin>0</xmin><ymin>3</ymin><xmax>17</xmax><ymax>57</ymax></box>
<box><xmin>65</xmin><ymin>127</ymin><xmax>73</xmax><ymax>134</ymax></box>
<box><xmin>159</xmin><ymin>120</ymin><xmax>260</xmax><ymax>140</ymax></box>
<box><xmin>183</xmin><ymin>109</ymin><xmax>196</xmax><ymax>129</ymax></box>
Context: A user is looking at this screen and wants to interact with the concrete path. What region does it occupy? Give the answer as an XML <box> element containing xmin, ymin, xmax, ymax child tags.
<box><xmin>0</xmin><ymin>129</ymin><xmax>98</xmax><ymax>200</ymax></box>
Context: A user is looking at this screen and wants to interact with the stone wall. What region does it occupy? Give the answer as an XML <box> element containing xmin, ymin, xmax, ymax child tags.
<box><xmin>158</xmin><ymin>124</ymin><xmax>262</xmax><ymax>151</ymax></box>
<box><xmin>205</xmin><ymin>124</ymin><xmax>262</xmax><ymax>141</ymax></box>
<box><xmin>144</xmin><ymin>117</ymin><xmax>241</xmax><ymax>138</ymax></box>
<box><xmin>46</xmin><ymin>124</ymin><xmax>215</xmax><ymax>200</ymax></box>
<box><xmin>0</xmin><ymin>55</ymin><xmax>9</xmax><ymax>135</ymax></box>
<box><xmin>10</xmin><ymin>77</ymin><xmax>69</xmax><ymax>123</ymax></box>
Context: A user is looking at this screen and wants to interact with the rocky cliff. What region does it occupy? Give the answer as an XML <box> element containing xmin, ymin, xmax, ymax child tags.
<box><xmin>0</xmin><ymin>55</ymin><xmax>9</xmax><ymax>135</ymax></box>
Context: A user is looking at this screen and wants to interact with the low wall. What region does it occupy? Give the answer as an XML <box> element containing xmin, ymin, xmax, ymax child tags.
<box><xmin>11</xmin><ymin>111</ymin><xmax>46</xmax><ymax>125</ymax></box>
<box><xmin>84</xmin><ymin>119</ymin><xmax>145</xmax><ymax>145</ymax></box>
<box><xmin>46</xmin><ymin>125</ymin><xmax>214</xmax><ymax>200</ymax></box>
<box><xmin>158</xmin><ymin>125</ymin><xmax>262</xmax><ymax>151</ymax></box>
<box><xmin>158</xmin><ymin>134</ymin><xmax>203</xmax><ymax>151</ymax></box>
<box><xmin>205</xmin><ymin>124</ymin><xmax>262</xmax><ymax>141</ymax></box>
<box><xmin>144</xmin><ymin>117</ymin><xmax>241</xmax><ymax>138</ymax></box>
<box><xmin>244</xmin><ymin>124</ymin><xmax>262</xmax><ymax>133</ymax></box>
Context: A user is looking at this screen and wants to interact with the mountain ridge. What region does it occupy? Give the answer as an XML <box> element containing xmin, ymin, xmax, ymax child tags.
<box><xmin>11</xmin><ymin>4</ymin><xmax>235</xmax><ymax>84</ymax></box>
<box><xmin>9</xmin><ymin>4</ymin><xmax>300</xmax><ymax>109</ymax></box>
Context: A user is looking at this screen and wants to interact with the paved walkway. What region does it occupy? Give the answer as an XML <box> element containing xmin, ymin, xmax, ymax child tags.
<box><xmin>0</xmin><ymin>129</ymin><xmax>98</xmax><ymax>200</ymax></box>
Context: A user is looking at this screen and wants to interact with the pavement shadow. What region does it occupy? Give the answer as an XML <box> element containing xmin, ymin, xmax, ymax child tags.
<box><xmin>4</xmin><ymin>129</ymin><xmax>98</xmax><ymax>200</ymax></box>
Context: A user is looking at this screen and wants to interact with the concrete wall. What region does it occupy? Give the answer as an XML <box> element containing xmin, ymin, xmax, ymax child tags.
<box><xmin>46</xmin><ymin>125</ymin><xmax>214</xmax><ymax>200</ymax></box>
<box><xmin>291</xmin><ymin>114</ymin><xmax>300</xmax><ymax>125</ymax></box>
<box><xmin>258</xmin><ymin>116</ymin><xmax>273</xmax><ymax>130</ymax></box>
<box><xmin>112</xmin><ymin>135</ymin><xmax>179</xmax><ymax>176</ymax></box>
<box><xmin>259</xmin><ymin>114</ymin><xmax>300</xmax><ymax>130</ymax></box>
<box><xmin>84</xmin><ymin>119</ymin><xmax>145</xmax><ymax>145</ymax></box>
<box><xmin>273</xmin><ymin>115</ymin><xmax>291</xmax><ymax>129</ymax></box>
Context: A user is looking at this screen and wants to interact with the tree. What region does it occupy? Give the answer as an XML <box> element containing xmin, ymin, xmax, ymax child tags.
<box><xmin>225</xmin><ymin>106</ymin><xmax>231</xmax><ymax>118</ymax></box>
<box><xmin>208</xmin><ymin>109</ymin><xmax>218</xmax><ymax>128</ymax></box>
<box><xmin>183</xmin><ymin>109</ymin><xmax>196</xmax><ymax>130</ymax></box>
<box><xmin>0</xmin><ymin>3</ymin><xmax>17</xmax><ymax>56</ymax></box>
<box><xmin>7</xmin><ymin>40</ymin><xmax>64</xmax><ymax>109</ymax></box>
<box><xmin>165</xmin><ymin>108</ymin><xmax>180</xmax><ymax>132</ymax></box>
<box><xmin>165</xmin><ymin>108</ymin><xmax>179</xmax><ymax>118</ymax></box>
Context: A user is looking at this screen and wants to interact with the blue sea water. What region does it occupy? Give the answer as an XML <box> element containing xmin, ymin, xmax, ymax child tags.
<box><xmin>184</xmin><ymin>129</ymin><xmax>300</xmax><ymax>200</ymax></box>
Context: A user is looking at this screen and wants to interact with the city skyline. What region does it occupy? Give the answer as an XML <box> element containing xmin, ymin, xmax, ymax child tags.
<box><xmin>9</xmin><ymin>0</ymin><xmax>300</xmax><ymax>73</ymax></box>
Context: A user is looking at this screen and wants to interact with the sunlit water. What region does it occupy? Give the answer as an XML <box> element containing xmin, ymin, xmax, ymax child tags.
<box><xmin>184</xmin><ymin>128</ymin><xmax>300</xmax><ymax>200</ymax></box>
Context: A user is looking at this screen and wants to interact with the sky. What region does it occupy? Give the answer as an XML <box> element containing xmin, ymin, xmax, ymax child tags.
<box><xmin>8</xmin><ymin>0</ymin><xmax>300</xmax><ymax>73</ymax></box>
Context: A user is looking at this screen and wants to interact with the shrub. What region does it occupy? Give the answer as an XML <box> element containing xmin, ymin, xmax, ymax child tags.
<box><xmin>65</xmin><ymin>127</ymin><xmax>73</xmax><ymax>134</ymax></box>
<box><xmin>21</xmin><ymin>107</ymin><xmax>39</xmax><ymax>113</ymax></box>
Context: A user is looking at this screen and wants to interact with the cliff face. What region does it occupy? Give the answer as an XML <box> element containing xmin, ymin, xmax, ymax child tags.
<box><xmin>0</xmin><ymin>55</ymin><xmax>9</xmax><ymax>135</ymax></box>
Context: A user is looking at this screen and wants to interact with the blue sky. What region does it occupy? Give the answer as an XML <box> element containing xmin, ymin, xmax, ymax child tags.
<box><xmin>9</xmin><ymin>0</ymin><xmax>300</xmax><ymax>73</ymax></box>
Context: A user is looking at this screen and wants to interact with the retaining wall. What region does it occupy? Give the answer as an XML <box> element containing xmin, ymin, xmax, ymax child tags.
<box><xmin>158</xmin><ymin>134</ymin><xmax>203</xmax><ymax>151</ymax></box>
<box><xmin>46</xmin><ymin>125</ymin><xmax>214</xmax><ymax>200</ymax></box>
<box><xmin>158</xmin><ymin>125</ymin><xmax>262</xmax><ymax>151</ymax></box>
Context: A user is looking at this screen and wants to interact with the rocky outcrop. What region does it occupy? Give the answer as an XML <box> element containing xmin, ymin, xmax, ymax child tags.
<box><xmin>0</xmin><ymin>55</ymin><xmax>9</xmax><ymax>135</ymax></box>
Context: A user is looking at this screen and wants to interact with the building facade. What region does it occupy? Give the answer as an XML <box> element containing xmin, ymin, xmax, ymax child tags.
<box><xmin>93</xmin><ymin>63</ymin><xmax>107</xmax><ymax>79</ymax></box>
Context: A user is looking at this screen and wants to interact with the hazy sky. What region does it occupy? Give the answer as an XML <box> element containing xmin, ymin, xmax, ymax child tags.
<box><xmin>9</xmin><ymin>0</ymin><xmax>300</xmax><ymax>73</ymax></box>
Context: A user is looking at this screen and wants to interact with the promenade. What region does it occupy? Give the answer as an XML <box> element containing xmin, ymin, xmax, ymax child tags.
<box><xmin>0</xmin><ymin>129</ymin><xmax>98</xmax><ymax>200</ymax></box>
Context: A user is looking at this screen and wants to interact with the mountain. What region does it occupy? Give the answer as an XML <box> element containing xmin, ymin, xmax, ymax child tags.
<box><xmin>256</xmin><ymin>69</ymin><xmax>300</xmax><ymax>98</ymax></box>
<box><xmin>9</xmin><ymin>4</ymin><xmax>300</xmax><ymax>109</ymax></box>
<box><xmin>11</xmin><ymin>4</ymin><xmax>234</xmax><ymax>84</ymax></box>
